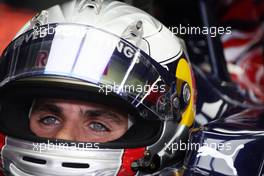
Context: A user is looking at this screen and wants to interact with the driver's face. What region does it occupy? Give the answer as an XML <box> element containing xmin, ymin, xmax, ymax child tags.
<box><xmin>29</xmin><ymin>98</ymin><xmax>128</xmax><ymax>143</ymax></box>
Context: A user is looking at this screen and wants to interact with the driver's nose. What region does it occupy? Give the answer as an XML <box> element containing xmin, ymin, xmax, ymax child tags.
<box><xmin>54</xmin><ymin>123</ymin><xmax>78</xmax><ymax>141</ymax></box>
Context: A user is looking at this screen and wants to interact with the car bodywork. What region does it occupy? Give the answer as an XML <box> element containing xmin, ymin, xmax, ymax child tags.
<box><xmin>176</xmin><ymin>0</ymin><xmax>264</xmax><ymax>175</ymax></box>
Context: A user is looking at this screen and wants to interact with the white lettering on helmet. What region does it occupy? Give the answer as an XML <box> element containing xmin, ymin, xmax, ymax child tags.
<box><xmin>14</xmin><ymin>25</ymin><xmax>55</xmax><ymax>49</ymax></box>
<box><xmin>116</xmin><ymin>41</ymin><xmax>136</xmax><ymax>59</ymax></box>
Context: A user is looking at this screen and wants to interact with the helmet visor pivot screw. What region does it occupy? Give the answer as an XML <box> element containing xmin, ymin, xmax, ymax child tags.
<box><xmin>183</xmin><ymin>83</ymin><xmax>191</xmax><ymax>104</ymax></box>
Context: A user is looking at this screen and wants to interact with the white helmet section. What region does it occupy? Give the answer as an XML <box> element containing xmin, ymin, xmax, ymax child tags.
<box><xmin>14</xmin><ymin>0</ymin><xmax>182</xmax><ymax>65</ymax></box>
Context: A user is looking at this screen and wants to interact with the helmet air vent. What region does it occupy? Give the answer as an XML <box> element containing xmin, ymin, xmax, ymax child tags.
<box><xmin>79</xmin><ymin>0</ymin><xmax>104</xmax><ymax>14</ymax></box>
<box><xmin>22</xmin><ymin>156</ymin><xmax>47</xmax><ymax>165</ymax></box>
<box><xmin>62</xmin><ymin>162</ymin><xmax>90</xmax><ymax>169</ymax></box>
<box><xmin>121</xmin><ymin>20</ymin><xmax>144</xmax><ymax>47</ymax></box>
<box><xmin>30</xmin><ymin>10</ymin><xmax>48</xmax><ymax>29</ymax></box>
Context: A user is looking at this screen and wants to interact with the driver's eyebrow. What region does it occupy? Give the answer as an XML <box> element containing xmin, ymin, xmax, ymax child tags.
<box><xmin>31</xmin><ymin>102</ymin><xmax>62</xmax><ymax>116</ymax></box>
<box><xmin>81</xmin><ymin>109</ymin><xmax>124</xmax><ymax>123</ymax></box>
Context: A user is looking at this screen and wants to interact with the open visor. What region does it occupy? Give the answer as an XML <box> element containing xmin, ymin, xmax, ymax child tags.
<box><xmin>0</xmin><ymin>24</ymin><xmax>177</xmax><ymax>121</ymax></box>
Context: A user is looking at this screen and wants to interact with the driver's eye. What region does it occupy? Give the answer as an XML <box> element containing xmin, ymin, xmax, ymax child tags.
<box><xmin>39</xmin><ymin>116</ymin><xmax>60</xmax><ymax>126</ymax></box>
<box><xmin>89</xmin><ymin>122</ymin><xmax>109</xmax><ymax>132</ymax></box>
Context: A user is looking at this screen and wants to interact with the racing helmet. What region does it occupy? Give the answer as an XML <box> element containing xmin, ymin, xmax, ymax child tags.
<box><xmin>0</xmin><ymin>0</ymin><xmax>196</xmax><ymax>175</ymax></box>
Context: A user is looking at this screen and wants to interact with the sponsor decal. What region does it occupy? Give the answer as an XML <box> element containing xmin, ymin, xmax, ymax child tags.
<box><xmin>196</xmin><ymin>144</ymin><xmax>244</xmax><ymax>175</ymax></box>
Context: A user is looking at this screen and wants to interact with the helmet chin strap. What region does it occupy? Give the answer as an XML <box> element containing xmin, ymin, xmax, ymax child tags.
<box><xmin>28</xmin><ymin>99</ymin><xmax>36</xmax><ymax>119</ymax></box>
<box><xmin>128</xmin><ymin>114</ymin><xmax>135</xmax><ymax>129</ymax></box>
